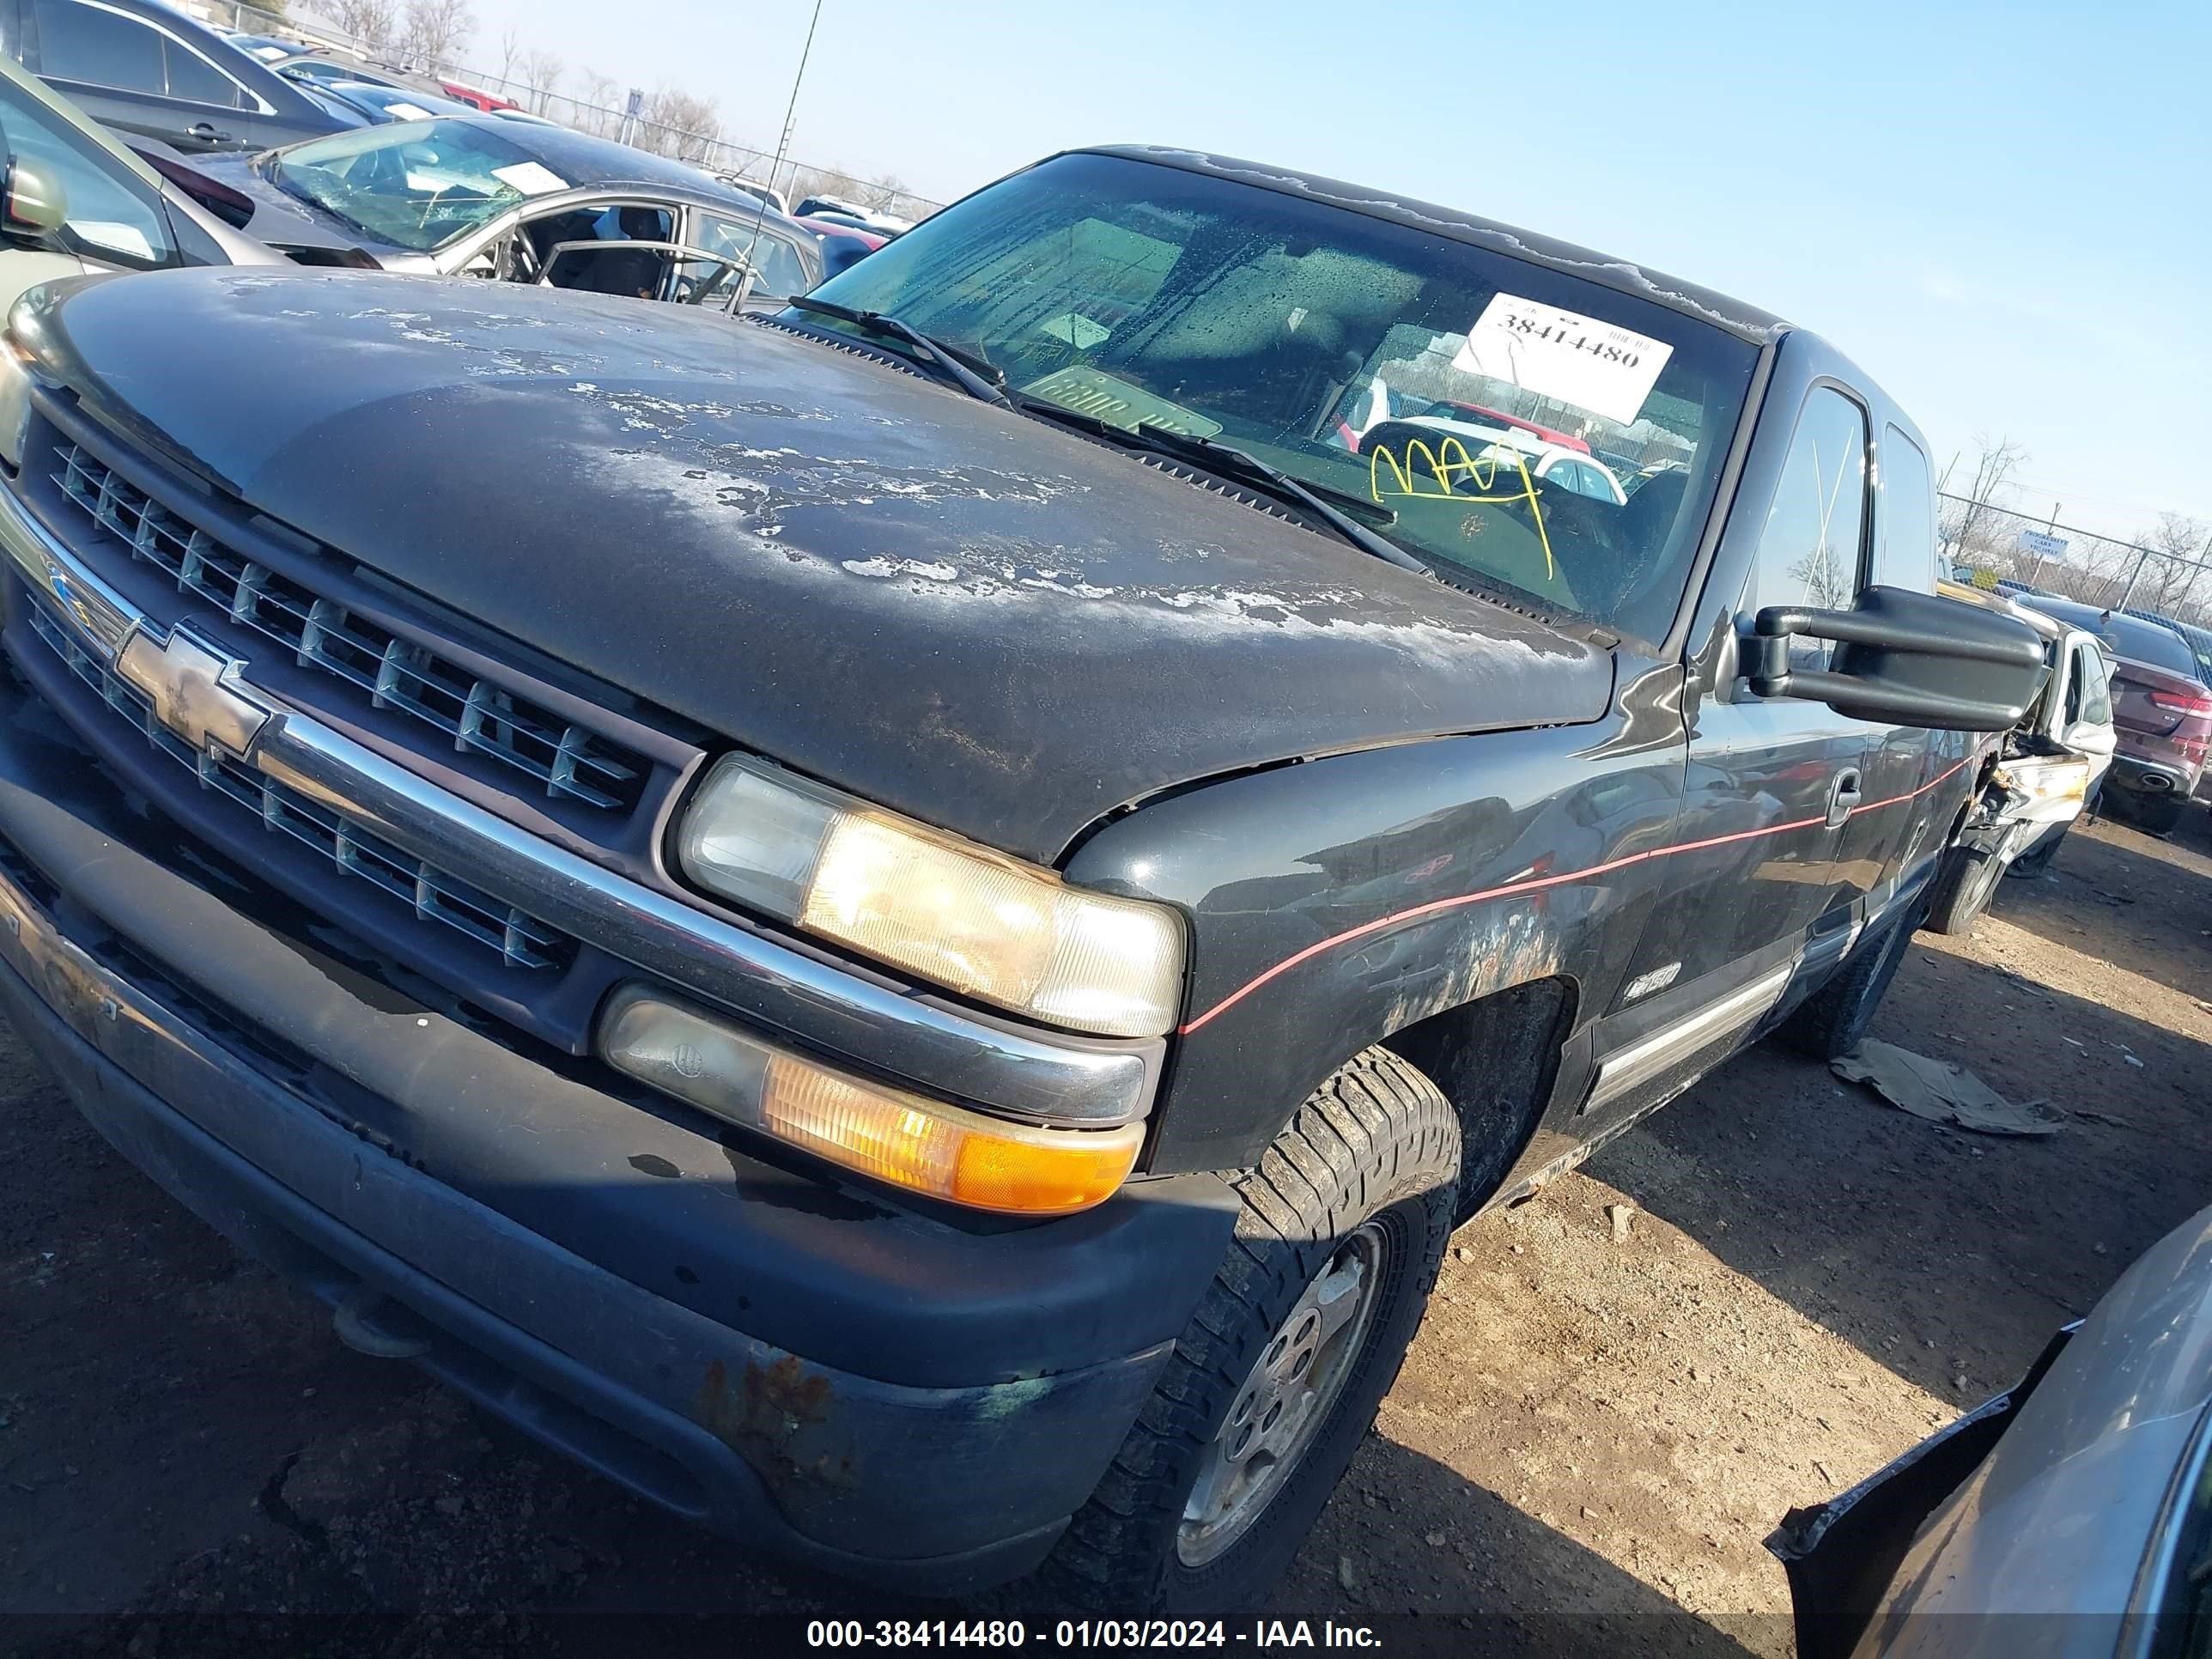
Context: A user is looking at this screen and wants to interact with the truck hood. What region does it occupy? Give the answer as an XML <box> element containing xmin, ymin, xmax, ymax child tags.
<box><xmin>28</xmin><ymin>268</ymin><xmax>1613</xmax><ymax>861</ymax></box>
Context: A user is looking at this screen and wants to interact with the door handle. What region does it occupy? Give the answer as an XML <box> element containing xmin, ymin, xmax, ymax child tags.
<box><xmin>186</xmin><ymin>123</ymin><xmax>232</xmax><ymax>144</ymax></box>
<box><xmin>1826</xmin><ymin>767</ymin><xmax>1863</xmax><ymax>828</ymax></box>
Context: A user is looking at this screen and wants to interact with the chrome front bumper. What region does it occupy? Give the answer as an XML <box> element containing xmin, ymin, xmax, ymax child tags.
<box><xmin>0</xmin><ymin>471</ymin><xmax>1157</xmax><ymax>1127</ymax></box>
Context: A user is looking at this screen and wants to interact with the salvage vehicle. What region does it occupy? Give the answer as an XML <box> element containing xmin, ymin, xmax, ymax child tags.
<box><xmin>7</xmin><ymin>0</ymin><xmax>367</xmax><ymax>153</ymax></box>
<box><xmin>0</xmin><ymin>51</ymin><xmax>277</xmax><ymax>312</ymax></box>
<box><xmin>0</xmin><ymin>145</ymin><xmax>2045</xmax><ymax>1607</ymax></box>
<box><xmin>191</xmin><ymin>114</ymin><xmax>824</xmax><ymax>307</ymax></box>
<box><xmin>2024</xmin><ymin>595</ymin><xmax>2209</xmax><ymax>833</ymax></box>
<box><xmin>1919</xmin><ymin>583</ymin><xmax>2116</xmax><ymax>929</ymax></box>
<box><xmin>1771</xmin><ymin>1202</ymin><xmax>2212</xmax><ymax>1659</ymax></box>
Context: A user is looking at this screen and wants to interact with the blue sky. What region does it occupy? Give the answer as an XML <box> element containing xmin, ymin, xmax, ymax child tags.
<box><xmin>462</xmin><ymin>0</ymin><xmax>2211</xmax><ymax>542</ymax></box>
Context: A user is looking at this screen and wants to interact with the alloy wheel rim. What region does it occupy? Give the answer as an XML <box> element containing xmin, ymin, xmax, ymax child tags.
<box><xmin>1176</xmin><ymin>1221</ymin><xmax>1389</xmax><ymax>1567</ymax></box>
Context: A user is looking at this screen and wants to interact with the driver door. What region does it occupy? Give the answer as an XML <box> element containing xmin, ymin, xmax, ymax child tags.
<box><xmin>684</xmin><ymin>206</ymin><xmax>817</xmax><ymax>308</ymax></box>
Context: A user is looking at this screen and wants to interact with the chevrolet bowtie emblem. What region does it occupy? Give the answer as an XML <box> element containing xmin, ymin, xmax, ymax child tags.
<box><xmin>114</xmin><ymin>623</ymin><xmax>273</xmax><ymax>758</ymax></box>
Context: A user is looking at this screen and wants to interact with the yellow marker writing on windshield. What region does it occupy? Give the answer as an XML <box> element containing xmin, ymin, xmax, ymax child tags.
<box><xmin>1368</xmin><ymin>436</ymin><xmax>1556</xmax><ymax>580</ymax></box>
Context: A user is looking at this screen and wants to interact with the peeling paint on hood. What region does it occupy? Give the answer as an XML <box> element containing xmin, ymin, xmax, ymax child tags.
<box><xmin>29</xmin><ymin>268</ymin><xmax>1614</xmax><ymax>861</ymax></box>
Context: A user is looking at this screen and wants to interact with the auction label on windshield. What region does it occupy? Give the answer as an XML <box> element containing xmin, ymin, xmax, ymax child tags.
<box><xmin>1450</xmin><ymin>293</ymin><xmax>1673</xmax><ymax>425</ymax></box>
<box><xmin>491</xmin><ymin>161</ymin><xmax>570</xmax><ymax>196</ymax></box>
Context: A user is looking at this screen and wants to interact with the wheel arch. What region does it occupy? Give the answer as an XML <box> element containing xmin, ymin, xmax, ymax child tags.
<box><xmin>1377</xmin><ymin>974</ymin><xmax>1579</xmax><ymax>1224</ymax></box>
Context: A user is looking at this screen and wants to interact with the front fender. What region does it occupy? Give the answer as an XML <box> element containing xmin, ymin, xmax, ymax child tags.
<box><xmin>1066</xmin><ymin>713</ymin><xmax>1681</xmax><ymax>1173</ymax></box>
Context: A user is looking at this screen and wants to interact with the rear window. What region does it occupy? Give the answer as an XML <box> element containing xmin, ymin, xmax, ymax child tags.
<box><xmin>2104</xmin><ymin>615</ymin><xmax>2201</xmax><ymax>678</ymax></box>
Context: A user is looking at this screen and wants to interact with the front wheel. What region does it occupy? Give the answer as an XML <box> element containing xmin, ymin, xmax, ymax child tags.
<box><xmin>1921</xmin><ymin>843</ymin><xmax>2007</xmax><ymax>934</ymax></box>
<box><xmin>1044</xmin><ymin>1048</ymin><xmax>1460</xmax><ymax>1613</ymax></box>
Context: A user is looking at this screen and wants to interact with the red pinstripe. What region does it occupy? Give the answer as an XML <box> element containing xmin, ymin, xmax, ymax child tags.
<box><xmin>1176</xmin><ymin>753</ymin><xmax>1977</xmax><ymax>1035</ymax></box>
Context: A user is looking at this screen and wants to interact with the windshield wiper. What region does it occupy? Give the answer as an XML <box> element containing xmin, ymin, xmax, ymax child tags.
<box><xmin>782</xmin><ymin>295</ymin><xmax>1010</xmax><ymax>407</ymax></box>
<box><xmin>1014</xmin><ymin>398</ymin><xmax>1425</xmax><ymax>575</ymax></box>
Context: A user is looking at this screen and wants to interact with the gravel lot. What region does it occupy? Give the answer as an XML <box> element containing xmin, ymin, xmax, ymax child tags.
<box><xmin>4</xmin><ymin>806</ymin><xmax>2208</xmax><ymax>1656</ymax></box>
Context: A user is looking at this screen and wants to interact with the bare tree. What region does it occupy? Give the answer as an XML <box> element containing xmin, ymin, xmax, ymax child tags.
<box><xmin>788</xmin><ymin>164</ymin><xmax>866</xmax><ymax>206</ymax></box>
<box><xmin>855</xmin><ymin>173</ymin><xmax>908</xmax><ymax>213</ymax></box>
<box><xmin>495</xmin><ymin>24</ymin><xmax>521</xmax><ymax>89</ymax></box>
<box><xmin>330</xmin><ymin>0</ymin><xmax>398</xmax><ymax>52</ymax></box>
<box><xmin>1938</xmin><ymin>434</ymin><xmax>2027</xmax><ymax>568</ymax></box>
<box><xmin>637</xmin><ymin>87</ymin><xmax>724</xmax><ymax>163</ymax></box>
<box><xmin>518</xmin><ymin>47</ymin><xmax>564</xmax><ymax>112</ymax></box>
<box><xmin>572</xmin><ymin>70</ymin><xmax>621</xmax><ymax>136</ymax></box>
<box><xmin>398</xmin><ymin>0</ymin><xmax>476</xmax><ymax>74</ymax></box>
<box><xmin>2124</xmin><ymin>514</ymin><xmax>2212</xmax><ymax>618</ymax></box>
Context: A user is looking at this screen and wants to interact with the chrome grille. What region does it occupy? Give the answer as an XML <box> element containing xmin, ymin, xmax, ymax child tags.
<box><xmin>51</xmin><ymin>442</ymin><xmax>644</xmax><ymax>812</ymax></box>
<box><xmin>27</xmin><ymin>603</ymin><xmax>571</xmax><ymax>971</ymax></box>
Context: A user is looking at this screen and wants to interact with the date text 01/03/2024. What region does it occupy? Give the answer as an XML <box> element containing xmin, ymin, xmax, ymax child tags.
<box><xmin>804</xmin><ymin>1620</ymin><xmax>1383</xmax><ymax>1649</ymax></box>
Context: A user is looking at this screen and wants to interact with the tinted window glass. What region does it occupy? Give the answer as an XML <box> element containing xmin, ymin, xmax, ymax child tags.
<box><xmin>799</xmin><ymin>152</ymin><xmax>1759</xmax><ymax>642</ymax></box>
<box><xmin>0</xmin><ymin>68</ymin><xmax>175</xmax><ymax>268</ymax></box>
<box><xmin>1877</xmin><ymin>425</ymin><xmax>1935</xmax><ymax>591</ymax></box>
<box><xmin>36</xmin><ymin>0</ymin><xmax>163</xmax><ymax>94</ymax></box>
<box><xmin>1749</xmin><ymin>387</ymin><xmax>1868</xmax><ymax>665</ymax></box>
<box><xmin>2105</xmin><ymin>616</ymin><xmax>2202</xmax><ymax>678</ymax></box>
<box><xmin>162</xmin><ymin>40</ymin><xmax>245</xmax><ymax>108</ymax></box>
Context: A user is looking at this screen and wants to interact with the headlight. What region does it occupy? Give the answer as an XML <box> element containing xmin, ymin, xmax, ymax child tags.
<box><xmin>1994</xmin><ymin>757</ymin><xmax>2090</xmax><ymax>805</ymax></box>
<box><xmin>675</xmin><ymin>754</ymin><xmax>1184</xmax><ymax>1038</ymax></box>
<box><xmin>599</xmin><ymin>985</ymin><xmax>1143</xmax><ymax>1214</ymax></box>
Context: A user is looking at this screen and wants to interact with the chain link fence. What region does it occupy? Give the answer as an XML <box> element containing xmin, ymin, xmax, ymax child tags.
<box><xmin>1940</xmin><ymin>492</ymin><xmax>2212</xmax><ymax>627</ymax></box>
<box><xmin>189</xmin><ymin>2</ymin><xmax>942</xmax><ymax>222</ymax></box>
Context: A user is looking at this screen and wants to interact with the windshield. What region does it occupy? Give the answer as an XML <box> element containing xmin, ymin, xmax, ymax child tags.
<box><xmin>272</xmin><ymin>120</ymin><xmax>560</xmax><ymax>252</ymax></box>
<box><xmin>794</xmin><ymin>152</ymin><xmax>1759</xmax><ymax>641</ymax></box>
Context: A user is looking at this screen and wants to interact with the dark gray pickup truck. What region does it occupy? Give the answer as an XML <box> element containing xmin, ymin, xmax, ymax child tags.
<box><xmin>0</xmin><ymin>146</ymin><xmax>2043</xmax><ymax>1609</ymax></box>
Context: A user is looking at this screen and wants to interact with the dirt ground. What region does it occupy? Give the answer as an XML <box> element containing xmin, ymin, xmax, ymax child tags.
<box><xmin>4</xmin><ymin>805</ymin><xmax>2209</xmax><ymax>1656</ymax></box>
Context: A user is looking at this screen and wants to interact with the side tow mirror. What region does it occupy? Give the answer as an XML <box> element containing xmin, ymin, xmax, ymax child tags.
<box><xmin>1747</xmin><ymin>585</ymin><xmax>2049</xmax><ymax>733</ymax></box>
<box><xmin>3</xmin><ymin>155</ymin><xmax>67</xmax><ymax>238</ymax></box>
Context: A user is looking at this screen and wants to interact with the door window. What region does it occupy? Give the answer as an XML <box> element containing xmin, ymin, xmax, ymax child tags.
<box><xmin>2074</xmin><ymin>643</ymin><xmax>2112</xmax><ymax>726</ymax></box>
<box><xmin>1748</xmin><ymin>386</ymin><xmax>1869</xmax><ymax>667</ymax></box>
<box><xmin>161</xmin><ymin>40</ymin><xmax>246</xmax><ymax>109</ymax></box>
<box><xmin>691</xmin><ymin>211</ymin><xmax>813</xmax><ymax>303</ymax></box>
<box><xmin>0</xmin><ymin>76</ymin><xmax>174</xmax><ymax>268</ymax></box>
<box><xmin>1875</xmin><ymin>425</ymin><xmax>1935</xmax><ymax>592</ymax></box>
<box><xmin>33</xmin><ymin>0</ymin><xmax>163</xmax><ymax>94</ymax></box>
<box><xmin>528</xmin><ymin>204</ymin><xmax>677</xmax><ymax>299</ymax></box>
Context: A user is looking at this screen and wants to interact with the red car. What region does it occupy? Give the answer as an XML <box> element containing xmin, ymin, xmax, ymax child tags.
<box><xmin>2027</xmin><ymin>596</ymin><xmax>2211</xmax><ymax>832</ymax></box>
<box><xmin>1430</xmin><ymin>400</ymin><xmax>1591</xmax><ymax>453</ymax></box>
<box><xmin>437</xmin><ymin>79</ymin><xmax>521</xmax><ymax>113</ymax></box>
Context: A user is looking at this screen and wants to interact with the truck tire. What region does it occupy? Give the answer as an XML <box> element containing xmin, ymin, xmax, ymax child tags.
<box><xmin>1044</xmin><ymin>1048</ymin><xmax>1460</xmax><ymax>1613</ymax></box>
<box><xmin>1777</xmin><ymin>907</ymin><xmax>1917</xmax><ymax>1063</ymax></box>
<box><xmin>1921</xmin><ymin>844</ymin><xmax>2006</xmax><ymax>935</ymax></box>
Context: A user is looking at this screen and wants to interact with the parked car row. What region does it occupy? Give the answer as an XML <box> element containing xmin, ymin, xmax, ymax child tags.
<box><xmin>0</xmin><ymin>28</ymin><xmax>886</xmax><ymax>327</ymax></box>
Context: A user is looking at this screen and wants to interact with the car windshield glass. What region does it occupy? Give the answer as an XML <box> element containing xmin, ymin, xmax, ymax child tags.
<box><xmin>271</xmin><ymin>119</ymin><xmax>555</xmax><ymax>251</ymax></box>
<box><xmin>794</xmin><ymin>152</ymin><xmax>1759</xmax><ymax>641</ymax></box>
